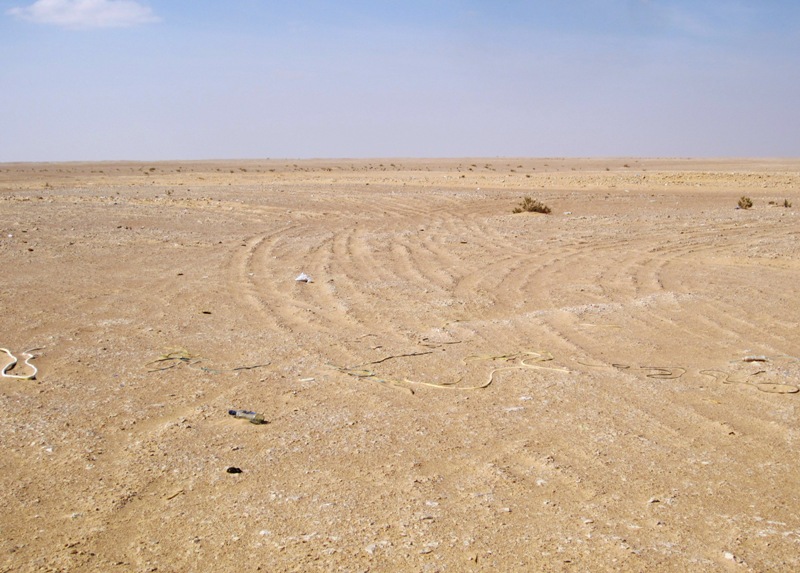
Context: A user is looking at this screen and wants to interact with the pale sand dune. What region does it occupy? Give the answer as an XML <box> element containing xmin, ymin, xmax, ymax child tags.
<box><xmin>1</xmin><ymin>158</ymin><xmax>799</xmax><ymax>571</ymax></box>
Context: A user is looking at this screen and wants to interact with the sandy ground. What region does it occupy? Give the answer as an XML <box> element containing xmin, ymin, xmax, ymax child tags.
<box><xmin>1</xmin><ymin>158</ymin><xmax>800</xmax><ymax>572</ymax></box>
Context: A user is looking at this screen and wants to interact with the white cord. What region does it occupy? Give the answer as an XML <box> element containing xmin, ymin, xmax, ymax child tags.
<box><xmin>1</xmin><ymin>347</ymin><xmax>40</xmax><ymax>380</ymax></box>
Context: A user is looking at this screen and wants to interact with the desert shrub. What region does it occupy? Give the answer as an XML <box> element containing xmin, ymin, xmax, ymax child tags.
<box><xmin>784</xmin><ymin>199</ymin><xmax>793</xmax><ymax>208</ymax></box>
<box><xmin>513</xmin><ymin>197</ymin><xmax>551</xmax><ymax>214</ymax></box>
<box><xmin>738</xmin><ymin>196</ymin><xmax>753</xmax><ymax>210</ymax></box>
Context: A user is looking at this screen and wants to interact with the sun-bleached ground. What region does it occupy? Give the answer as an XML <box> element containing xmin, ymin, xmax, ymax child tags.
<box><xmin>2</xmin><ymin>158</ymin><xmax>799</xmax><ymax>572</ymax></box>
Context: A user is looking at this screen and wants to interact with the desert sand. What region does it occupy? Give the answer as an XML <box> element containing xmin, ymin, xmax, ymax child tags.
<box><xmin>1</xmin><ymin>158</ymin><xmax>799</xmax><ymax>572</ymax></box>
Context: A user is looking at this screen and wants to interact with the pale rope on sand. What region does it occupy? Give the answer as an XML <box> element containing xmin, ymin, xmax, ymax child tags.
<box><xmin>1</xmin><ymin>347</ymin><xmax>41</xmax><ymax>380</ymax></box>
<box><xmin>335</xmin><ymin>350</ymin><xmax>569</xmax><ymax>393</ymax></box>
<box><xmin>576</xmin><ymin>357</ymin><xmax>798</xmax><ymax>394</ymax></box>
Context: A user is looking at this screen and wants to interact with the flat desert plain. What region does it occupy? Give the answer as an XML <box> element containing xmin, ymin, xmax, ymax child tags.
<box><xmin>1</xmin><ymin>158</ymin><xmax>800</xmax><ymax>572</ymax></box>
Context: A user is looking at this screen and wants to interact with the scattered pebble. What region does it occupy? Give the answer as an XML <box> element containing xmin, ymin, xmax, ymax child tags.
<box><xmin>226</xmin><ymin>467</ymin><xmax>243</xmax><ymax>474</ymax></box>
<box><xmin>364</xmin><ymin>541</ymin><xmax>390</xmax><ymax>555</ymax></box>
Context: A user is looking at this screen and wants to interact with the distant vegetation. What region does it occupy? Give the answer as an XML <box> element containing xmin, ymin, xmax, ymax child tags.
<box><xmin>513</xmin><ymin>197</ymin><xmax>551</xmax><ymax>214</ymax></box>
<box><xmin>738</xmin><ymin>196</ymin><xmax>753</xmax><ymax>210</ymax></box>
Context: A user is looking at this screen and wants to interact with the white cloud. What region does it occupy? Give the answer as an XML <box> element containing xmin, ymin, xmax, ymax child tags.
<box><xmin>8</xmin><ymin>0</ymin><xmax>159</xmax><ymax>29</ymax></box>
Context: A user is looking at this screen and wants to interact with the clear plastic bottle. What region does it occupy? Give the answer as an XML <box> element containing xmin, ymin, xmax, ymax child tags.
<box><xmin>228</xmin><ymin>409</ymin><xmax>266</xmax><ymax>424</ymax></box>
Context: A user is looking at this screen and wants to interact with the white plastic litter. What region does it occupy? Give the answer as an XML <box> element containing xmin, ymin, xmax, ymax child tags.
<box><xmin>295</xmin><ymin>273</ymin><xmax>313</xmax><ymax>283</ymax></box>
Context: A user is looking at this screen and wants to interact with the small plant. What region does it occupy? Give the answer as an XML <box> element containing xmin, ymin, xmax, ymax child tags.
<box><xmin>784</xmin><ymin>199</ymin><xmax>792</xmax><ymax>208</ymax></box>
<box><xmin>513</xmin><ymin>197</ymin><xmax>551</xmax><ymax>214</ymax></box>
<box><xmin>738</xmin><ymin>196</ymin><xmax>753</xmax><ymax>210</ymax></box>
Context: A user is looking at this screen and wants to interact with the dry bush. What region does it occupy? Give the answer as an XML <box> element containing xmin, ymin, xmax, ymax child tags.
<box><xmin>513</xmin><ymin>197</ymin><xmax>551</xmax><ymax>214</ymax></box>
<box><xmin>738</xmin><ymin>196</ymin><xmax>753</xmax><ymax>210</ymax></box>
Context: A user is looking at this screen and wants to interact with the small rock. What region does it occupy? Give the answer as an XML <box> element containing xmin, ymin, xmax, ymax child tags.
<box><xmin>723</xmin><ymin>551</ymin><xmax>744</xmax><ymax>563</ymax></box>
<box><xmin>226</xmin><ymin>467</ymin><xmax>243</xmax><ymax>474</ymax></box>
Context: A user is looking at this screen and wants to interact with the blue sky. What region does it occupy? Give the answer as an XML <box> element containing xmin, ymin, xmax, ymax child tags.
<box><xmin>1</xmin><ymin>1</ymin><xmax>799</xmax><ymax>161</ymax></box>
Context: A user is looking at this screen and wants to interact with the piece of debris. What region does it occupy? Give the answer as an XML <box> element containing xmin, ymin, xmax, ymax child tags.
<box><xmin>743</xmin><ymin>355</ymin><xmax>768</xmax><ymax>363</ymax></box>
<box><xmin>295</xmin><ymin>273</ymin><xmax>313</xmax><ymax>283</ymax></box>
<box><xmin>229</xmin><ymin>409</ymin><xmax>267</xmax><ymax>424</ymax></box>
<box><xmin>723</xmin><ymin>551</ymin><xmax>745</xmax><ymax>564</ymax></box>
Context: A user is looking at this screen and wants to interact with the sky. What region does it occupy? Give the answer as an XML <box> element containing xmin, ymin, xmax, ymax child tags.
<box><xmin>1</xmin><ymin>0</ymin><xmax>799</xmax><ymax>161</ymax></box>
